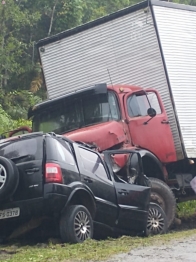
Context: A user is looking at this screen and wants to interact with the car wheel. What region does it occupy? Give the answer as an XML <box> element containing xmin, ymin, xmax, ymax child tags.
<box><xmin>149</xmin><ymin>177</ymin><xmax>176</xmax><ymax>228</ymax></box>
<box><xmin>0</xmin><ymin>157</ymin><xmax>19</xmax><ymax>201</ymax></box>
<box><xmin>59</xmin><ymin>205</ymin><xmax>93</xmax><ymax>243</ymax></box>
<box><xmin>145</xmin><ymin>203</ymin><xmax>167</xmax><ymax>236</ymax></box>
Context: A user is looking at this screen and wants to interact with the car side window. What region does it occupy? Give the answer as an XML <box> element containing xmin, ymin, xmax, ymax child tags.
<box><xmin>47</xmin><ymin>138</ymin><xmax>75</xmax><ymax>166</ymax></box>
<box><xmin>127</xmin><ymin>92</ymin><xmax>161</xmax><ymax>117</ymax></box>
<box><xmin>78</xmin><ymin>147</ymin><xmax>110</xmax><ymax>181</ymax></box>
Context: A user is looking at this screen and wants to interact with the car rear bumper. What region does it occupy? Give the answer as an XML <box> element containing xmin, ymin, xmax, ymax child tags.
<box><xmin>0</xmin><ymin>184</ymin><xmax>71</xmax><ymax>221</ymax></box>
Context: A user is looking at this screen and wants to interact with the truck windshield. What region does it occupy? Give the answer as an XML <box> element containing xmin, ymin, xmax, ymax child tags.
<box><xmin>32</xmin><ymin>92</ymin><xmax>119</xmax><ymax>134</ymax></box>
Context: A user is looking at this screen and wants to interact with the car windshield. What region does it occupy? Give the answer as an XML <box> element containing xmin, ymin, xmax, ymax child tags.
<box><xmin>32</xmin><ymin>93</ymin><xmax>111</xmax><ymax>134</ymax></box>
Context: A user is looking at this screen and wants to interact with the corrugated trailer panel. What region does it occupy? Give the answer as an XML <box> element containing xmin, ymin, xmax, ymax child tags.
<box><xmin>39</xmin><ymin>4</ymin><xmax>183</xmax><ymax>159</ymax></box>
<box><xmin>153</xmin><ymin>4</ymin><xmax>196</xmax><ymax>158</ymax></box>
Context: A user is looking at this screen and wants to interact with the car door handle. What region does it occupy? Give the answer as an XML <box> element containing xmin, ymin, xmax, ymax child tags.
<box><xmin>161</xmin><ymin>120</ymin><xmax>170</xmax><ymax>124</ymax></box>
<box><xmin>83</xmin><ymin>177</ymin><xmax>93</xmax><ymax>183</ymax></box>
<box><xmin>118</xmin><ymin>190</ymin><xmax>129</xmax><ymax>195</ymax></box>
<box><xmin>25</xmin><ymin>167</ymin><xmax>39</xmax><ymax>175</ymax></box>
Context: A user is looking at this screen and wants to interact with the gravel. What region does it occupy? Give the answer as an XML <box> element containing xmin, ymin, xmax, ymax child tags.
<box><xmin>105</xmin><ymin>234</ymin><xmax>196</xmax><ymax>262</ymax></box>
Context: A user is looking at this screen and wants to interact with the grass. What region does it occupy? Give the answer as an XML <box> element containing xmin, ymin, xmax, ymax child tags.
<box><xmin>1</xmin><ymin>229</ymin><xmax>196</xmax><ymax>262</ymax></box>
<box><xmin>177</xmin><ymin>200</ymin><xmax>196</xmax><ymax>218</ymax></box>
<box><xmin>1</xmin><ymin>200</ymin><xmax>196</xmax><ymax>262</ymax></box>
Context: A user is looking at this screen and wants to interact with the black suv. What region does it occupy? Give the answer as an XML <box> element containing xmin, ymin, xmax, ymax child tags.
<box><xmin>0</xmin><ymin>132</ymin><xmax>167</xmax><ymax>243</ymax></box>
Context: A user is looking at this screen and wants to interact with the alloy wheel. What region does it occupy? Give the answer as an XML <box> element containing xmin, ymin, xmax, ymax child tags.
<box><xmin>74</xmin><ymin>211</ymin><xmax>91</xmax><ymax>241</ymax></box>
<box><xmin>147</xmin><ymin>206</ymin><xmax>165</xmax><ymax>234</ymax></box>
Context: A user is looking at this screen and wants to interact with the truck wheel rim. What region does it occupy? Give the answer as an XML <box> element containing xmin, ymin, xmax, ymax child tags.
<box><xmin>74</xmin><ymin>211</ymin><xmax>91</xmax><ymax>241</ymax></box>
<box><xmin>147</xmin><ymin>207</ymin><xmax>164</xmax><ymax>234</ymax></box>
<box><xmin>0</xmin><ymin>164</ymin><xmax>7</xmax><ymax>190</ymax></box>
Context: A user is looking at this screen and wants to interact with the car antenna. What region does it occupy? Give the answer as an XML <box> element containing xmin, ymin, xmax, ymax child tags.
<box><xmin>107</xmin><ymin>68</ymin><xmax>114</xmax><ymax>90</ymax></box>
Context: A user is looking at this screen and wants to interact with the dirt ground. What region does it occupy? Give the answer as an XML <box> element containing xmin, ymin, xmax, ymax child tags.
<box><xmin>106</xmin><ymin>234</ymin><xmax>196</xmax><ymax>262</ymax></box>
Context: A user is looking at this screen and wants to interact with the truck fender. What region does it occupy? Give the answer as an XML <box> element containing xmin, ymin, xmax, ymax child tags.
<box><xmin>62</xmin><ymin>187</ymin><xmax>96</xmax><ymax>219</ymax></box>
<box><xmin>136</xmin><ymin>149</ymin><xmax>165</xmax><ymax>181</ymax></box>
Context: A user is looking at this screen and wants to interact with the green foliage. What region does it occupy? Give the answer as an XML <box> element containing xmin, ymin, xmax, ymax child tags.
<box><xmin>0</xmin><ymin>0</ymin><xmax>40</xmax><ymax>91</ymax></box>
<box><xmin>0</xmin><ymin>88</ymin><xmax>41</xmax><ymax>119</ymax></box>
<box><xmin>81</xmin><ymin>0</ymin><xmax>139</xmax><ymax>23</ymax></box>
<box><xmin>0</xmin><ymin>104</ymin><xmax>31</xmax><ymax>134</ymax></box>
<box><xmin>0</xmin><ymin>104</ymin><xmax>13</xmax><ymax>133</ymax></box>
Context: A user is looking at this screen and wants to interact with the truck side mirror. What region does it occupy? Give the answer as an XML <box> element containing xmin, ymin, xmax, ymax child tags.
<box><xmin>143</xmin><ymin>108</ymin><xmax>157</xmax><ymax>125</ymax></box>
<box><xmin>147</xmin><ymin>107</ymin><xmax>156</xmax><ymax>118</ymax></box>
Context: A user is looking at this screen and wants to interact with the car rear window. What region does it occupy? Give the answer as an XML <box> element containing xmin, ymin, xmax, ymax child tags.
<box><xmin>0</xmin><ymin>136</ymin><xmax>43</xmax><ymax>160</ymax></box>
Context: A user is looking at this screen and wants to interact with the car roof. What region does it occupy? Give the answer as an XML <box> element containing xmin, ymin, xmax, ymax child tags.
<box><xmin>0</xmin><ymin>132</ymin><xmax>44</xmax><ymax>144</ymax></box>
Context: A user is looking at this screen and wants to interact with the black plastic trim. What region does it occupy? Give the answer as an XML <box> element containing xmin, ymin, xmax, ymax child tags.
<box><xmin>28</xmin><ymin>83</ymin><xmax>107</xmax><ymax>118</ymax></box>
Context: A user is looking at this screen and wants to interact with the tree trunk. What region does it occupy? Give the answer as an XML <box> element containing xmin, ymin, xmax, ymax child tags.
<box><xmin>48</xmin><ymin>0</ymin><xmax>58</xmax><ymax>36</ymax></box>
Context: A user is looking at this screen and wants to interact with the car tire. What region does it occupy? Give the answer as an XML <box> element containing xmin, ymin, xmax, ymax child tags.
<box><xmin>149</xmin><ymin>177</ymin><xmax>176</xmax><ymax>228</ymax></box>
<box><xmin>145</xmin><ymin>203</ymin><xmax>168</xmax><ymax>236</ymax></box>
<box><xmin>59</xmin><ymin>205</ymin><xmax>93</xmax><ymax>243</ymax></box>
<box><xmin>0</xmin><ymin>157</ymin><xmax>19</xmax><ymax>201</ymax></box>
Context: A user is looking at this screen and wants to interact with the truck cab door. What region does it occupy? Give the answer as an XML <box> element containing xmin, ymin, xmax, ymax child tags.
<box><xmin>124</xmin><ymin>90</ymin><xmax>177</xmax><ymax>163</ymax></box>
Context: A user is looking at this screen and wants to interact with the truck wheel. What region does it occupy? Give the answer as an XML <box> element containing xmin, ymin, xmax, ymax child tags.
<box><xmin>0</xmin><ymin>157</ymin><xmax>19</xmax><ymax>201</ymax></box>
<box><xmin>145</xmin><ymin>203</ymin><xmax>168</xmax><ymax>236</ymax></box>
<box><xmin>149</xmin><ymin>177</ymin><xmax>176</xmax><ymax>228</ymax></box>
<box><xmin>59</xmin><ymin>205</ymin><xmax>93</xmax><ymax>243</ymax></box>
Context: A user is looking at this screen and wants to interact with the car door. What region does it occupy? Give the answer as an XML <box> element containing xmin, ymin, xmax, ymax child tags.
<box><xmin>124</xmin><ymin>90</ymin><xmax>177</xmax><ymax>163</ymax></box>
<box><xmin>104</xmin><ymin>150</ymin><xmax>151</xmax><ymax>232</ymax></box>
<box><xmin>114</xmin><ymin>181</ymin><xmax>150</xmax><ymax>231</ymax></box>
<box><xmin>73</xmin><ymin>144</ymin><xmax>118</xmax><ymax>227</ymax></box>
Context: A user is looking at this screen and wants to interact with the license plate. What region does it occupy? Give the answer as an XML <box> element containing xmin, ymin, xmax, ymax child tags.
<box><xmin>0</xmin><ymin>208</ymin><xmax>20</xmax><ymax>220</ymax></box>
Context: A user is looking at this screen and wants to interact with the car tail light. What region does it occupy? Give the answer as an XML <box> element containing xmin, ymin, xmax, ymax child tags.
<box><xmin>45</xmin><ymin>163</ymin><xmax>63</xmax><ymax>183</ymax></box>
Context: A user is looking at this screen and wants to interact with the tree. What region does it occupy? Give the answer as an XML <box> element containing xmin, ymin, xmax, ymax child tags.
<box><xmin>81</xmin><ymin>0</ymin><xmax>139</xmax><ymax>23</ymax></box>
<box><xmin>0</xmin><ymin>0</ymin><xmax>40</xmax><ymax>91</ymax></box>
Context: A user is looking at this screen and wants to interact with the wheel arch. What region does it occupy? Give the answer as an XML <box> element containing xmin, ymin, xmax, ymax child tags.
<box><xmin>138</xmin><ymin>150</ymin><xmax>165</xmax><ymax>181</ymax></box>
<box><xmin>63</xmin><ymin>188</ymin><xmax>96</xmax><ymax>219</ymax></box>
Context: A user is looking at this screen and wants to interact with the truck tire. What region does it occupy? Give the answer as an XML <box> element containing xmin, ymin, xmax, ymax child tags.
<box><xmin>149</xmin><ymin>177</ymin><xmax>176</xmax><ymax>228</ymax></box>
<box><xmin>59</xmin><ymin>205</ymin><xmax>93</xmax><ymax>243</ymax></box>
<box><xmin>145</xmin><ymin>203</ymin><xmax>168</xmax><ymax>236</ymax></box>
<box><xmin>0</xmin><ymin>157</ymin><xmax>19</xmax><ymax>201</ymax></box>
